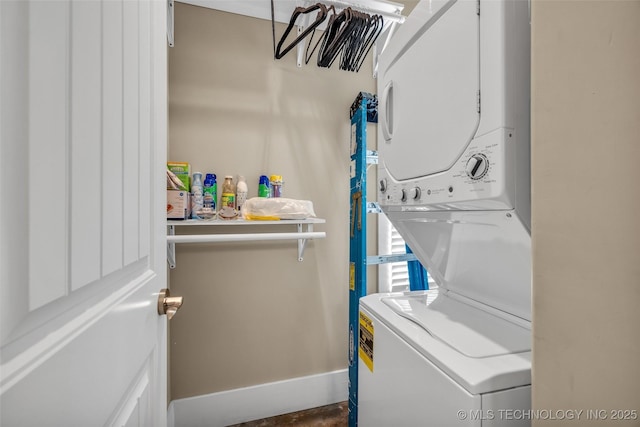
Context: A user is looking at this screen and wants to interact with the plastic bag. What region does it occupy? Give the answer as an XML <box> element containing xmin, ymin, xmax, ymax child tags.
<box><xmin>241</xmin><ymin>197</ymin><xmax>316</xmax><ymax>220</ymax></box>
<box><xmin>167</xmin><ymin>169</ymin><xmax>187</xmax><ymax>190</ymax></box>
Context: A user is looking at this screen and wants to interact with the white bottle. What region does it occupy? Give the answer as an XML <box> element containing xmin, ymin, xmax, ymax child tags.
<box><xmin>236</xmin><ymin>175</ymin><xmax>248</xmax><ymax>213</ymax></box>
<box><xmin>191</xmin><ymin>172</ymin><xmax>204</xmax><ymax>219</ymax></box>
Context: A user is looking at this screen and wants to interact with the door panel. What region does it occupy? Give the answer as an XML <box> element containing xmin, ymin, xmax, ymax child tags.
<box><xmin>71</xmin><ymin>0</ymin><xmax>102</xmax><ymax>290</ymax></box>
<box><xmin>27</xmin><ymin>0</ymin><xmax>70</xmax><ymax>310</ymax></box>
<box><xmin>1</xmin><ymin>273</ymin><xmax>161</xmax><ymax>426</ymax></box>
<box><xmin>102</xmin><ymin>0</ymin><xmax>125</xmax><ymax>277</ymax></box>
<box><xmin>123</xmin><ymin>0</ymin><xmax>141</xmax><ymax>267</ymax></box>
<box><xmin>0</xmin><ymin>0</ymin><xmax>168</xmax><ymax>425</ymax></box>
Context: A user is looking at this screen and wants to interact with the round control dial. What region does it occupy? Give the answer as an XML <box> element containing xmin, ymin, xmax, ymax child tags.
<box><xmin>408</xmin><ymin>187</ymin><xmax>421</xmax><ymax>200</ymax></box>
<box><xmin>465</xmin><ymin>154</ymin><xmax>489</xmax><ymax>180</ymax></box>
<box><xmin>379</xmin><ymin>179</ymin><xmax>387</xmax><ymax>193</ymax></box>
<box><xmin>399</xmin><ymin>189</ymin><xmax>407</xmax><ymax>202</ymax></box>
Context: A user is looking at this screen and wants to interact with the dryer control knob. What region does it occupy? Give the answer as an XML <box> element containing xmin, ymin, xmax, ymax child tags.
<box><xmin>466</xmin><ymin>154</ymin><xmax>489</xmax><ymax>180</ymax></box>
<box><xmin>408</xmin><ymin>187</ymin><xmax>421</xmax><ymax>200</ymax></box>
<box><xmin>400</xmin><ymin>189</ymin><xmax>407</xmax><ymax>202</ymax></box>
<box><xmin>379</xmin><ymin>179</ymin><xmax>387</xmax><ymax>193</ymax></box>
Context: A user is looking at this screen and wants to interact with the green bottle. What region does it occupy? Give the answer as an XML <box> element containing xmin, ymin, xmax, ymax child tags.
<box><xmin>203</xmin><ymin>173</ymin><xmax>217</xmax><ymax>210</ymax></box>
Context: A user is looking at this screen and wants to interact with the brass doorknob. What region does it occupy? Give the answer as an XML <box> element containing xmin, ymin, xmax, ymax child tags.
<box><xmin>158</xmin><ymin>288</ymin><xmax>183</xmax><ymax>320</ymax></box>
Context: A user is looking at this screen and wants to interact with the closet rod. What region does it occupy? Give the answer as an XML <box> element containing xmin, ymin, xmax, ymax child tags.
<box><xmin>317</xmin><ymin>0</ymin><xmax>405</xmax><ymax>23</ymax></box>
<box><xmin>167</xmin><ymin>231</ymin><xmax>326</xmax><ymax>244</ymax></box>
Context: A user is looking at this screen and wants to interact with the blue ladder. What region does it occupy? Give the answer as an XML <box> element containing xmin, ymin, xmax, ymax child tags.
<box><xmin>348</xmin><ymin>92</ymin><xmax>428</xmax><ymax>426</ymax></box>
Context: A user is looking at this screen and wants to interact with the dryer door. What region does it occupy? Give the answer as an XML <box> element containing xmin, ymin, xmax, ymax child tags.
<box><xmin>379</xmin><ymin>0</ymin><xmax>480</xmax><ymax>181</ymax></box>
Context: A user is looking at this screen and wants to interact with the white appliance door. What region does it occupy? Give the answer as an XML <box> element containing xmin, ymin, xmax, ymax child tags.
<box><xmin>379</xmin><ymin>0</ymin><xmax>480</xmax><ymax>181</ymax></box>
<box><xmin>0</xmin><ymin>1</ymin><xmax>168</xmax><ymax>425</ymax></box>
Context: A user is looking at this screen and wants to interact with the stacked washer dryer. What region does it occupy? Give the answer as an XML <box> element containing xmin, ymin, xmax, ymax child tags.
<box><xmin>358</xmin><ymin>0</ymin><xmax>531</xmax><ymax>425</ymax></box>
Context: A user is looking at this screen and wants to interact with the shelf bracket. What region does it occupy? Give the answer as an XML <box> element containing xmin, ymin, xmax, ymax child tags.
<box><xmin>296</xmin><ymin>12</ymin><xmax>311</xmax><ymax>68</ymax></box>
<box><xmin>366</xmin><ymin>253</ymin><xmax>418</xmax><ymax>265</ymax></box>
<box><xmin>167</xmin><ymin>0</ymin><xmax>175</xmax><ymax>47</ymax></box>
<box><xmin>297</xmin><ymin>223</ymin><xmax>314</xmax><ymax>261</ymax></box>
<box><xmin>366</xmin><ymin>202</ymin><xmax>382</xmax><ymax>214</ymax></box>
<box><xmin>167</xmin><ymin>225</ymin><xmax>176</xmax><ymax>269</ymax></box>
<box><xmin>366</xmin><ymin>150</ymin><xmax>378</xmax><ymax>164</ymax></box>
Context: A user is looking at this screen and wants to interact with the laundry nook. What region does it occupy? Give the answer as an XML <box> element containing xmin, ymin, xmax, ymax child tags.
<box><xmin>1</xmin><ymin>0</ymin><xmax>639</xmax><ymax>426</ymax></box>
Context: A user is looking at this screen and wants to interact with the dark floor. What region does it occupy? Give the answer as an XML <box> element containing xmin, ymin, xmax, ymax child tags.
<box><xmin>227</xmin><ymin>401</ymin><xmax>348</xmax><ymax>427</ymax></box>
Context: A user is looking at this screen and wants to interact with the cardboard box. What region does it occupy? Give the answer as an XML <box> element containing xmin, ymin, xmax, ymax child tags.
<box><xmin>167</xmin><ymin>190</ymin><xmax>191</xmax><ymax>220</ymax></box>
<box><xmin>167</xmin><ymin>161</ymin><xmax>191</xmax><ymax>192</ymax></box>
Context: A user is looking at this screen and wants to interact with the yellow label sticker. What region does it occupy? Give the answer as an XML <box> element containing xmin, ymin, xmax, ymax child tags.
<box><xmin>349</xmin><ymin>263</ymin><xmax>355</xmax><ymax>291</ymax></box>
<box><xmin>359</xmin><ymin>311</ymin><xmax>374</xmax><ymax>372</ymax></box>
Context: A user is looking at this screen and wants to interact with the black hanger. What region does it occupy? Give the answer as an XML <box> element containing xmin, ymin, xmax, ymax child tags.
<box><xmin>331</xmin><ymin>9</ymin><xmax>364</xmax><ymax>69</ymax></box>
<box><xmin>317</xmin><ymin>7</ymin><xmax>357</xmax><ymax>68</ymax></box>
<box><xmin>340</xmin><ymin>10</ymin><xmax>369</xmax><ymax>71</ymax></box>
<box><xmin>351</xmin><ymin>14</ymin><xmax>384</xmax><ymax>72</ymax></box>
<box><xmin>304</xmin><ymin>5</ymin><xmax>337</xmax><ymax>65</ymax></box>
<box><xmin>317</xmin><ymin>7</ymin><xmax>350</xmax><ymax>67</ymax></box>
<box><xmin>275</xmin><ymin>3</ymin><xmax>328</xmax><ymax>60</ymax></box>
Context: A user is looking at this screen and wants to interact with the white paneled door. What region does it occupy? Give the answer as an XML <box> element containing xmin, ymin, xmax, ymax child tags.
<box><xmin>0</xmin><ymin>0</ymin><xmax>168</xmax><ymax>425</ymax></box>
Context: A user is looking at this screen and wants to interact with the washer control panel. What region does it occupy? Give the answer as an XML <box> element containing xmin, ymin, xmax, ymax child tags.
<box><xmin>378</xmin><ymin>129</ymin><xmax>514</xmax><ymax>210</ymax></box>
<box><xmin>465</xmin><ymin>154</ymin><xmax>489</xmax><ymax>180</ymax></box>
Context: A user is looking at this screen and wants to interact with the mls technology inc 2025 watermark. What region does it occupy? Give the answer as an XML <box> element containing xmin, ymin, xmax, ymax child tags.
<box><xmin>456</xmin><ymin>409</ymin><xmax>638</xmax><ymax>422</ymax></box>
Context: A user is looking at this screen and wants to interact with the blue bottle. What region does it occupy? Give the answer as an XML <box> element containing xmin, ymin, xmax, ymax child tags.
<box><xmin>258</xmin><ymin>175</ymin><xmax>270</xmax><ymax>197</ymax></box>
<box><xmin>203</xmin><ymin>173</ymin><xmax>217</xmax><ymax>210</ymax></box>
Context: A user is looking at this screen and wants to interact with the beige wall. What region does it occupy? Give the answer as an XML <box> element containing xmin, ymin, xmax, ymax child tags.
<box><xmin>168</xmin><ymin>3</ymin><xmax>377</xmax><ymax>400</ymax></box>
<box><xmin>532</xmin><ymin>1</ymin><xmax>640</xmax><ymax>424</ymax></box>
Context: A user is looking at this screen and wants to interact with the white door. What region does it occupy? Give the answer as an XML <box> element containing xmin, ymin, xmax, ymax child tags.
<box><xmin>0</xmin><ymin>0</ymin><xmax>168</xmax><ymax>426</ymax></box>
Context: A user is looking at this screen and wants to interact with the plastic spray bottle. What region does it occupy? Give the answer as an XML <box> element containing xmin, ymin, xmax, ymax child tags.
<box><xmin>203</xmin><ymin>173</ymin><xmax>217</xmax><ymax>211</ymax></box>
<box><xmin>236</xmin><ymin>176</ymin><xmax>248</xmax><ymax>213</ymax></box>
<box><xmin>191</xmin><ymin>172</ymin><xmax>204</xmax><ymax>219</ymax></box>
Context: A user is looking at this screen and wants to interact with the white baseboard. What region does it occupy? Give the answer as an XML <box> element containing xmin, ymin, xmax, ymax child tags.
<box><xmin>168</xmin><ymin>369</ymin><xmax>348</xmax><ymax>427</ymax></box>
<box><xmin>167</xmin><ymin>401</ymin><xmax>175</xmax><ymax>427</ymax></box>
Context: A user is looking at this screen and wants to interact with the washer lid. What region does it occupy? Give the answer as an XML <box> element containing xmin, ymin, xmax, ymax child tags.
<box><xmin>361</xmin><ymin>290</ymin><xmax>531</xmax><ymax>394</ymax></box>
<box><xmin>381</xmin><ymin>293</ymin><xmax>530</xmax><ymax>358</ymax></box>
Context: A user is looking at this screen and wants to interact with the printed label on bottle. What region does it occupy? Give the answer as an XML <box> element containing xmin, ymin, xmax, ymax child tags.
<box><xmin>203</xmin><ymin>187</ymin><xmax>215</xmax><ymax>209</ymax></box>
<box><xmin>237</xmin><ymin>193</ymin><xmax>247</xmax><ymax>210</ymax></box>
<box><xmin>221</xmin><ymin>193</ymin><xmax>236</xmax><ymax>208</ymax></box>
<box><xmin>203</xmin><ymin>194</ymin><xmax>213</xmax><ymax>209</ymax></box>
<box><xmin>192</xmin><ymin>186</ymin><xmax>204</xmax><ymax>218</ymax></box>
<box><xmin>258</xmin><ymin>184</ymin><xmax>269</xmax><ymax>197</ymax></box>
